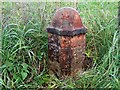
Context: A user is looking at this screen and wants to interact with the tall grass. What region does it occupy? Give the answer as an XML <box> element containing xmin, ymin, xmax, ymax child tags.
<box><xmin>0</xmin><ymin>2</ymin><xmax>119</xmax><ymax>89</ymax></box>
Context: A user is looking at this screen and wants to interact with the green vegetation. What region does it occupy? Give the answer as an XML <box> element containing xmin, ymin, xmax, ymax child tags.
<box><xmin>0</xmin><ymin>2</ymin><xmax>119</xmax><ymax>89</ymax></box>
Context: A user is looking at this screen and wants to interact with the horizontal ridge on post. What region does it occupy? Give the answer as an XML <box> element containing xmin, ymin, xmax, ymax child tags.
<box><xmin>47</xmin><ymin>27</ymin><xmax>87</xmax><ymax>36</ymax></box>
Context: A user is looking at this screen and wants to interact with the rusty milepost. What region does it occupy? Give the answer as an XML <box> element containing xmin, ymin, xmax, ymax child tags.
<box><xmin>46</xmin><ymin>7</ymin><xmax>87</xmax><ymax>79</ymax></box>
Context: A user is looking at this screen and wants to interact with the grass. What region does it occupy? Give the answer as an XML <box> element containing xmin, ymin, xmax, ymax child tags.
<box><xmin>0</xmin><ymin>2</ymin><xmax>119</xmax><ymax>89</ymax></box>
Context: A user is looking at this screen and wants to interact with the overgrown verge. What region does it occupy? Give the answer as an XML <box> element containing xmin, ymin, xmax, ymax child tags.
<box><xmin>0</xmin><ymin>2</ymin><xmax>119</xmax><ymax>89</ymax></box>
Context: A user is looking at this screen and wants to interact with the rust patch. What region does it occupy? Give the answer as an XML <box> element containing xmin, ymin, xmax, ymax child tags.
<box><xmin>59</xmin><ymin>36</ymin><xmax>72</xmax><ymax>77</ymax></box>
<box><xmin>48</xmin><ymin>33</ymin><xmax>60</xmax><ymax>63</ymax></box>
<box><xmin>60</xmin><ymin>47</ymin><xmax>72</xmax><ymax>76</ymax></box>
<box><xmin>51</xmin><ymin>7</ymin><xmax>84</xmax><ymax>31</ymax></box>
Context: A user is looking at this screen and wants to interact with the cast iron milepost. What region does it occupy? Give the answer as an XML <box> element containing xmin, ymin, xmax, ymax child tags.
<box><xmin>47</xmin><ymin>7</ymin><xmax>87</xmax><ymax>79</ymax></box>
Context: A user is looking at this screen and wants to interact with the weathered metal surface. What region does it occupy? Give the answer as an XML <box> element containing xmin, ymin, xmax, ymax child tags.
<box><xmin>47</xmin><ymin>7</ymin><xmax>87</xmax><ymax>79</ymax></box>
